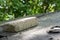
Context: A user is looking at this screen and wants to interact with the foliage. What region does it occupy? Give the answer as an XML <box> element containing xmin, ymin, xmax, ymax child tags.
<box><xmin>0</xmin><ymin>0</ymin><xmax>59</xmax><ymax>21</ymax></box>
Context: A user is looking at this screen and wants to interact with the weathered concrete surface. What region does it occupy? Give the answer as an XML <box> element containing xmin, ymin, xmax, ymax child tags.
<box><xmin>0</xmin><ymin>17</ymin><xmax>38</xmax><ymax>32</ymax></box>
<box><xmin>1</xmin><ymin>12</ymin><xmax>60</xmax><ymax>40</ymax></box>
<box><xmin>37</xmin><ymin>12</ymin><xmax>60</xmax><ymax>28</ymax></box>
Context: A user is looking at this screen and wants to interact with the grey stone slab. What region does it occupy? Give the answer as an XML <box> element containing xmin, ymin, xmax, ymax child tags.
<box><xmin>1</xmin><ymin>12</ymin><xmax>60</xmax><ymax>40</ymax></box>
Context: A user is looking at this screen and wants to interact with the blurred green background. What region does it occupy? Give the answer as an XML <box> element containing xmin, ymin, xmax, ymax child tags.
<box><xmin>0</xmin><ymin>0</ymin><xmax>60</xmax><ymax>21</ymax></box>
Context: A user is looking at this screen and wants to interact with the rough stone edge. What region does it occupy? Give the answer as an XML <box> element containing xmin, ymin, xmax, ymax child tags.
<box><xmin>0</xmin><ymin>17</ymin><xmax>38</xmax><ymax>32</ymax></box>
